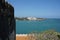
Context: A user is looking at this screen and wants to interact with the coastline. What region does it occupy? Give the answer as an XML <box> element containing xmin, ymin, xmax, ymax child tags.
<box><xmin>15</xmin><ymin>17</ymin><xmax>46</xmax><ymax>21</ymax></box>
<box><xmin>16</xmin><ymin>34</ymin><xmax>28</xmax><ymax>36</ymax></box>
<box><xmin>16</xmin><ymin>30</ymin><xmax>60</xmax><ymax>40</ymax></box>
<box><xmin>16</xmin><ymin>34</ymin><xmax>35</xmax><ymax>40</ymax></box>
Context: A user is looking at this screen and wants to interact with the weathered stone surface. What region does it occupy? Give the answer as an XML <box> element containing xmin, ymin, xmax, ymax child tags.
<box><xmin>0</xmin><ymin>0</ymin><xmax>15</xmax><ymax>40</ymax></box>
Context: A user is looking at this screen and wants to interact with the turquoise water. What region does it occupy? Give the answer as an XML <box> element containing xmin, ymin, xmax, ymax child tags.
<box><xmin>16</xmin><ymin>19</ymin><xmax>60</xmax><ymax>34</ymax></box>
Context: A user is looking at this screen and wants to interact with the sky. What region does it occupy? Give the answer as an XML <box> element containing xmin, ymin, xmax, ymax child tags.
<box><xmin>7</xmin><ymin>0</ymin><xmax>60</xmax><ymax>18</ymax></box>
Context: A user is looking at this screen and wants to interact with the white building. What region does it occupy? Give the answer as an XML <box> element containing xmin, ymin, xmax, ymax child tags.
<box><xmin>27</xmin><ymin>17</ymin><xmax>37</xmax><ymax>20</ymax></box>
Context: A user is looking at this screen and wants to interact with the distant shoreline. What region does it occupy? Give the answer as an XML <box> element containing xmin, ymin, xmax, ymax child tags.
<box><xmin>15</xmin><ymin>17</ymin><xmax>46</xmax><ymax>21</ymax></box>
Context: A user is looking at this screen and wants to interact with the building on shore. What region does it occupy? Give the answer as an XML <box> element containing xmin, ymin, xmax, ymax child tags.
<box><xmin>27</xmin><ymin>17</ymin><xmax>37</xmax><ymax>20</ymax></box>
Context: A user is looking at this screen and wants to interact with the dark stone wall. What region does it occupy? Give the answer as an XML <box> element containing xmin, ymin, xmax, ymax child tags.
<box><xmin>0</xmin><ymin>0</ymin><xmax>15</xmax><ymax>40</ymax></box>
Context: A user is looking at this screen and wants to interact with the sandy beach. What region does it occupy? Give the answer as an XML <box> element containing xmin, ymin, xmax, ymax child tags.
<box><xmin>16</xmin><ymin>36</ymin><xmax>29</xmax><ymax>40</ymax></box>
<box><xmin>16</xmin><ymin>34</ymin><xmax>35</xmax><ymax>40</ymax></box>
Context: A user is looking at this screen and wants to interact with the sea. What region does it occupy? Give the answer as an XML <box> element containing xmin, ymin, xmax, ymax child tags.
<box><xmin>16</xmin><ymin>18</ymin><xmax>60</xmax><ymax>34</ymax></box>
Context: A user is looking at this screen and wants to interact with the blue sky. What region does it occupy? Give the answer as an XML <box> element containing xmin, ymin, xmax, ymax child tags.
<box><xmin>8</xmin><ymin>0</ymin><xmax>60</xmax><ymax>18</ymax></box>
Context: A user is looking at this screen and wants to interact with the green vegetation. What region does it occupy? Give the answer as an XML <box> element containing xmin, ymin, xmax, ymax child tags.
<box><xmin>29</xmin><ymin>30</ymin><xmax>60</xmax><ymax>40</ymax></box>
<box><xmin>15</xmin><ymin>17</ymin><xmax>28</xmax><ymax>20</ymax></box>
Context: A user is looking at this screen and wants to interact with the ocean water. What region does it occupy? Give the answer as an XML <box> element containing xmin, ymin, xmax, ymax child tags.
<box><xmin>16</xmin><ymin>19</ymin><xmax>60</xmax><ymax>34</ymax></box>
